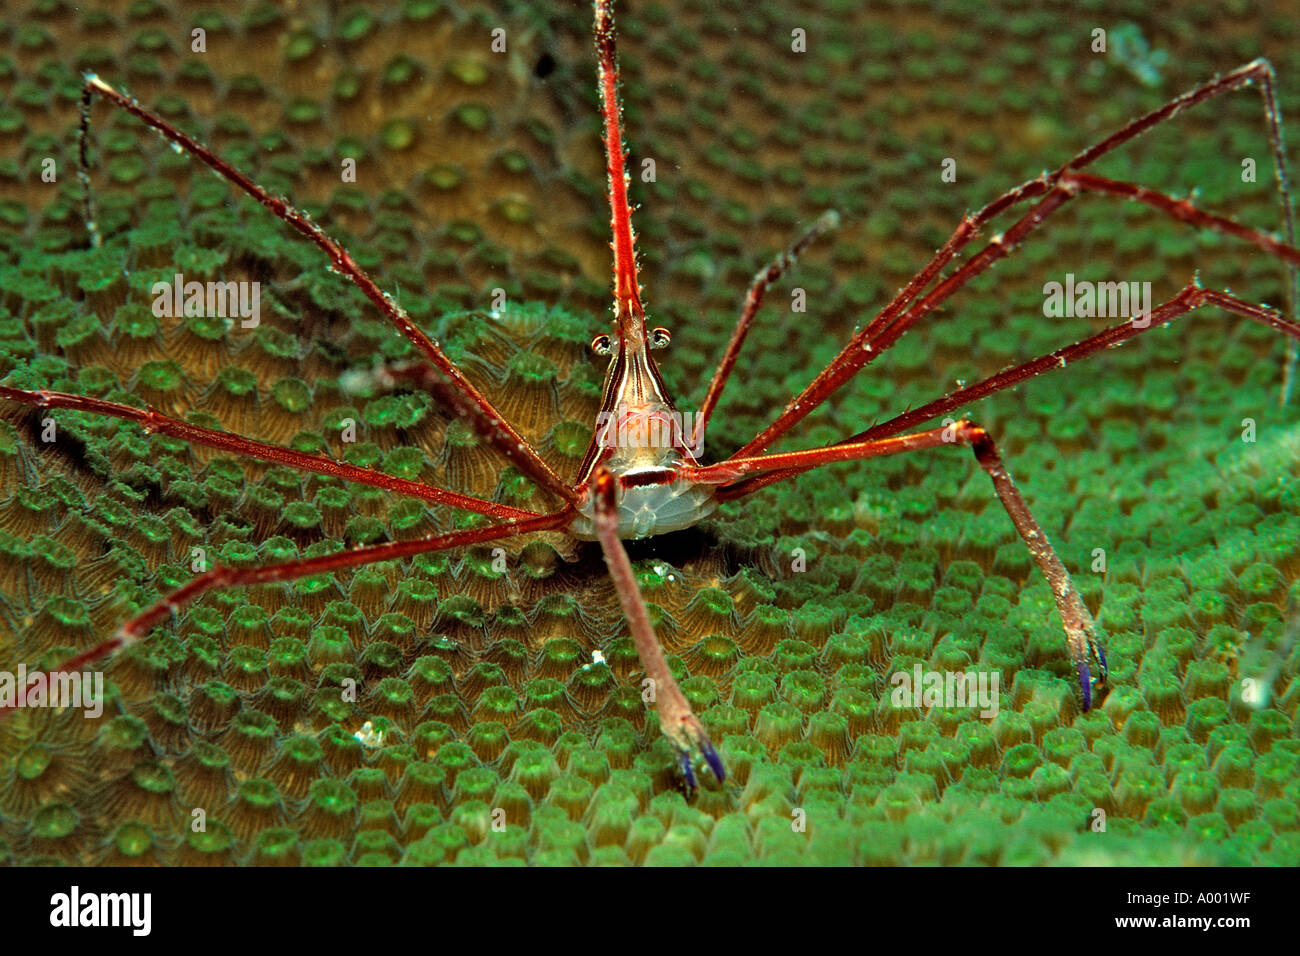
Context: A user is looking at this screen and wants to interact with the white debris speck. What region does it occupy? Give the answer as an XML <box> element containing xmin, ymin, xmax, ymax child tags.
<box><xmin>354</xmin><ymin>720</ymin><xmax>385</xmax><ymax>748</ymax></box>
<box><xmin>651</xmin><ymin>562</ymin><xmax>677</xmax><ymax>583</ymax></box>
<box><xmin>339</xmin><ymin>368</ymin><xmax>373</xmax><ymax>394</ymax></box>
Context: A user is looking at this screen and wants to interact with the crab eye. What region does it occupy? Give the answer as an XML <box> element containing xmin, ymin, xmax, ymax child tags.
<box><xmin>590</xmin><ymin>334</ymin><xmax>612</xmax><ymax>356</ymax></box>
<box><xmin>649</xmin><ymin>327</ymin><xmax>671</xmax><ymax>349</ymax></box>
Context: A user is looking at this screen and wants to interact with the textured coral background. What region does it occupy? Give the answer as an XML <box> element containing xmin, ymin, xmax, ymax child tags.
<box><xmin>1</xmin><ymin>0</ymin><xmax>1298</xmax><ymax>865</ymax></box>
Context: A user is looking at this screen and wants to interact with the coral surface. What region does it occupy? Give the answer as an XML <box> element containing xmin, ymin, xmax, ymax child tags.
<box><xmin>1</xmin><ymin>0</ymin><xmax>1298</xmax><ymax>865</ymax></box>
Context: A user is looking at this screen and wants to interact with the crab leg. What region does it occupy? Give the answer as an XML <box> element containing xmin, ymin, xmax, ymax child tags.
<box><xmin>76</xmin><ymin>74</ymin><xmax>576</xmax><ymax>505</ymax></box>
<box><xmin>590</xmin><ymin>465</ymin><xmax>723</xmax><ymax>789</ymax></box>
<box><xmin>1</xmin><ymin>512</ymin><xmax>569</xmax><ymax>721</ymax></box>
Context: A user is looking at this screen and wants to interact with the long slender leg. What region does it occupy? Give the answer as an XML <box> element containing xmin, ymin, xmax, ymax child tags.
<box><xmin>0</xmin><ymin>385</ymin><xmax>536</xmax><ymax>521</ymax></box>
<box><xmin>593</xmin><ymin>0</ymin><xmax>649</xmax><ymax>349</ymax></box>
<box><xmin>692</xmin><ymin>211</ymin><xmax>840</xmax><ymax>447</ymax></box>
<box><xmin>717</xmin><ymin>282</ymin><xmax>1300</xmax><ymax>499</ymax></box>
<box><xmin>1</xmin><ymin>511</ymin><xmax>569</xmax><ymax>721</ymax></box>
<box><xmin>731</xmin><ymin>58</ymin><xmax>1299</xmax><ymax>459</ymax></box>
<box><xmin>590</xmin><ymin>465</ymin><xmax>723</xmax><ymax>791</ymax></box>
<box><xmin>690</xmin><ymin>424</ymin><xmax>1107</xmax><ymax>709</ymax></box>
<box><xmin>76</xmin><ymin>79</ymin><xmax>103</xmax><ymax>249</ymax></box>
<box><xmin>737</xmin><ymin>174</ymin><xmax>1300</xmax><ymax>462</ymax></box>
<box><xmin>77</xmin><ymin>75</ymin><xmax>576</xmax><ymax>505</ymax></box>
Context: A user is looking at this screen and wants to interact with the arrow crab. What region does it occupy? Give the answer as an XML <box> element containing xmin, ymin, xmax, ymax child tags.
<box><xmin>3</xmin><ymin>0</ymin><xmax>1300</xmax><ymax>799</ymax></box>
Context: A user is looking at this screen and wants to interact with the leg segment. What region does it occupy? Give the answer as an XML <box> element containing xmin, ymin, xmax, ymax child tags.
<box><xmin>693</xmin><ymin>210</ymin><xmax>840</xmax><ymax>447</ymax></box>
<box><xmin>590</xmin><ymin>466</ymin><xmax>723</xmax><ymax>790</ymax></box>
<box><xmin>688</xmin><ymin>423</ymin><xmax>1107</xmax><ymax>709</ymax></box>
<box><xmin>0</xmin><ymin>385</ymin><xmax>535</xmax><ymax>521</ymax></box>
<box><xmin>732</xmin><ymin>59</ymin><xmax>1299</xmax><ymax>459</ymax></box>
<box><xmin>2</xmin><ymin>511</ymin><xmax>569</xmax><ymax>721</ymax></box>
<box><xmin>715</xmin><ymin>282</ymin><xmax>1300</xmax><ymax>500</ymax></box>
<box><xmin>76</xmin><ymin>75</ymin><xmax>575</xmax><ymax>505</ymax></box>
<box><xmin>593</xmin><ymin>0</ymin><xmax>644</xmax><ymax>337</ymax></box>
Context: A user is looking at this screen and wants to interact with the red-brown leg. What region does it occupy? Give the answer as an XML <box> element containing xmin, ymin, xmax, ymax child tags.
<box><xmin>716</xmin><ymin>282</ymin><xmax>1300</xmax><ymax>499</ymax></box>
<box><xmin>689</xmin><ymin>423</ymin><xmax>1107</xmax><ymax>709</ymax></box>
<box><xmin>593</xmin><ymin>0</ymin><xmax>648</xmax><ymax>349</ymax></box>
<box><xmin>76</xmin><ymin>75</ymin><xmax>576</xmax><ymax>505</ymax></box>
<box><xmin>590</xmin><ymin>465</ymin><xmax>723</xmax><ymax>790</ymax></box>
<box><xmin>0</xmin><ymin>385</ymin><xmax>535</xmax><ymax>521</ymax></box>
<box><xmin>693</xmin><ymin>211</ymin><xmax>840</xmax><ymax>447</ymax></box>
<box><xmin>1</xmin><ymin>511</ymin><xmax>569</xmax><ymax>721</ymax></box>
<box><xmin>690</xmin><ymin>286</ymin><xmax>1300</xmax><ymax>707</ymax></box>
<box><xmin>730</xmin><ymin>59</ymin><xmax>1298</xmax><ymax>460</ymax></box>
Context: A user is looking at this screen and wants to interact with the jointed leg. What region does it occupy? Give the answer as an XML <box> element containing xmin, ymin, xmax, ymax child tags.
<box><xmin>693</xmin><ymin>210</ymin><xmax>840</xmax><ymax>446</ymax></box>
<box><xmin>76</xmin><ymin>75</ymin><xmax>576</xmax><ymax>505</ymax></box>
<box><xmin>730</xmin><ymin>59</ymin><xmax>1299</xmax><ymax>459</ymax></box>
<box><xmin>737</xmin><ymin>176</ymin><xmax>1300</xmax><ymax>460</ymax></box>
<box><xmin>1</xmin><ymin>511</ymin><xmax>569</xmax><ymax>721</ymax></box>
<box><xmin>718</xmin><ymin>282</ymin><xmax>1300</xmax><ymax>499</ymax></box>
<box><xmin>0</xmin><ymin>385</ymin><xmax>535</xmax><ymax>521</ymax></box>
<box><xmin>689</xmin><ymin>423</ymin><xmax>1107</xmax><ymax>709</ymax></box>
<box><xmin>593</xmin><ymin>0</ymin><xmax>643</xmax><ymax>334</ymax></box>
<box><xmin>590</xmin><ymin>466</ymin><xmax>723</xmax><ymax>790</ymax></box>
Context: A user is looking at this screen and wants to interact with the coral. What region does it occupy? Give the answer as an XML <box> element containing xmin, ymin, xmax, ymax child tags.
<box><xmin>0</xmin><ymin>0</ymin><xmax>1298</xmax><ymax>865</ymax></box>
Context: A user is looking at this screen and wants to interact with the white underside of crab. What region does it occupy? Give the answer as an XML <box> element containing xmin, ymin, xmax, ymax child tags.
<box><xmin>569</xmin><ymin>467</ymin><xmax>717</xmax><ymax>541</ymax></box>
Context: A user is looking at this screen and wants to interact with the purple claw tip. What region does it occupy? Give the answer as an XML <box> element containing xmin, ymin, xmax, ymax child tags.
<box><xmin>1078</xmin><ymin>660</ymin><xmax>1092</xmax><ymax>711</ymax></box>
<box><xmin>701</xmin><ymin>740</ymin><xmax>725</xmax><ymax>783</ymax></box>
<box><xmin>680</xmin><ymin>751</ymin><xmax>696</xmax><ymax>792</ymax></box>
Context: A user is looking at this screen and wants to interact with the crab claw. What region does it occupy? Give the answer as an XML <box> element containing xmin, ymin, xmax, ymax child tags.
<box><xmin>700</xmin><ymin>735</ymin><xmax>725</xmax><ymax>784</ymax></box>
<box><xmin>663</xmin><ymin>712</ymin><xmax>726</xmax><ymax>793</ymax></box>
<box><xmin>1077</xmin><ymin>640</ymin><xmax>1109</xmax><ymax>711</ymax></box>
